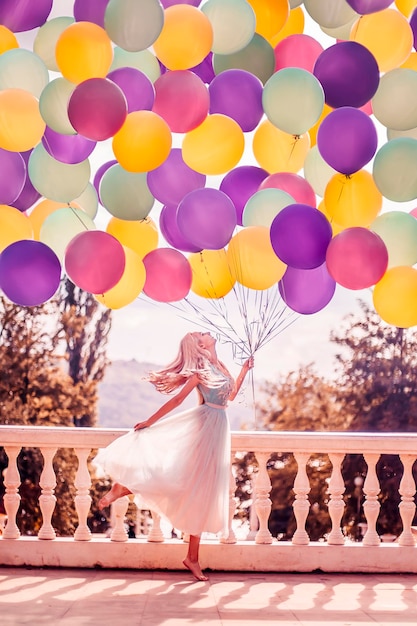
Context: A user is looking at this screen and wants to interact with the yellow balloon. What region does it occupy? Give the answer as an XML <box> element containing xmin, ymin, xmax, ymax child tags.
<box><xmin>28</xmin><ymin>199</ymin><xmax>71</xmax><ymax>240</ymax></box>
<box><xmin>153</xmin><ymin>5</ymin><xmax>213</xmax><ymax>70</ymax></box>
<box><xmin>324</xmin><ymin>170</ymin><xmax>382</xmax><ymax>228</ymax></box>
<box><xmin>252</xmin><ymin>119</ymin><xmax>310</xmax><ymax>173</ymax></box>
<box><xmin>317</xmin><ymin>199</ymin><xmax>344</xmax><ymax>236</ymax></box>
<box><xmin>373</xmin><ymin>266</ymin><xmax>417</xmax><ymax>328</ymax></box>
<box><xmin>0</xmin><ymin>88</ymin><xmax>45</xmax><ymax>152</ymax></box>
<box><xmin>189</xmin><ymin>249</ymin><xmax>235</xmax><ymax>298</ymax></box>
<box><xmin>182</xmin><ymin>114</ymin><xmax>244</xmax><ymax>175</ymax></box>
<box><xmin>0</xmin><ymin>205</ymin><xmax>33</xmax><ymax>252</ymax></box>
<box><xmin>227</xmin><ymin>226</ymin><xmax>286</xmax><ymax>289</ymax></box>
<box><xmin>247</xmin><ymin>0</ymin><xmax>289</xmax><ymax>42</ymax></box>
<box><xmin>112</xmin><ymin>111</ymin><xmax>172</xmax><ymax>173</ymax></box>
<box><xmin>106</xmin><ymin>216</ymin><xmax>159</xmax><ymax>258</ymax></box>
<box><xmin>309</xmin><ymin>103</ymin><xmax>332</xmax><ymax>147</ymax></box>
<box><xmin>55</xmin><ymin>22</ymin><xmax>113</xmax><ymax>83</ymax></box>
<box><xmin>96</xmin><ymin>247</ymin><xmax>146</xmax><ymax>309</ymax></box>
<box><xmin>395</xmin><ymin>0</ymin><xmax>417</xmax><ymax>17</ymax></box>
<box><xmin>270</xmin><ymin>6</ymin><xmax>305</xmax><ymax>47</ymax></box>
<box><xmin>350</xmin><ymin>9</ymin><xmax>413</xmax><ymax>72</ymax></box>
<box><xmin>400</xmin><ymin>51</ymin><xmax>417</xmax><ymax>70</ymax></box>
<box><xmin>0</xmin><ymin>25</ymin><xmax>19</xmax><ymax>54</ymax></box>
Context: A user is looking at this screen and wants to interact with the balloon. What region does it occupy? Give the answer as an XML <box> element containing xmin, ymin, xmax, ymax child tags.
<box><xmin>96</xmin><ymin>246</ymin><xmax>146</xmax><ymax>309</ymax></box>
<box><xmin>40</xmin><ymin>207</ymin><xmax>96</xmax><ymax>262</ymax></box>
<box><xmin>252</xmin><ymin>121</ymin><xmax>310</xmax><ymax>173</ymax></box>
<box><xmin>279</xmin><ymin>263</ymin><xmax>336</xmax><ymax>314</ymax></box>
<box><xmin>259</xmin><ymin>172</ymin><xmax>317</xmax><ymax>207</ymax></box>
<box><xmin>34</xmin><ymin>16</ymin><xmax>75</xmax><ymax>72</ymax></box>
<box><xmin>346</xmin><ymin>0</ymin><xmax>393</xmax><ymax>13</ymax></box>
<box><xmin>372</xmin><ymin>68</ymin><xmax>417</xmax><ymax>131</ymax></box>
<box><xmin>270</xmin><ymin>203</ymin><xmax>333</xmax><ymax>269</ymax></box>
<box><xmin>73</xmin><ymin>183</ymin><xmax>99</xmax><ymax>220</ymax></box>
<box><xmin>242</xmin><ymin>188</ymin><xmax>295</xmax><ymax>227</ymax></box>
<box><xmin>99</xmin><ymin>164</ymin><xmax>155</xmax><ymax>220</ymax></box>
<box><xmin>152</xmin><ymin>70</ymin><xmax>209</xmax><ymax>133</ymax></box>
<box><xmin>93</xmin><ymin>159</ymin><xmax>117</xmax><ymax>203</ymax></box>
<box><xmin>317</xmin><ymin>107</ymin><xmax>378</xmax><ymax>175</ymax></box>
<box><xmin>189</xmin><ymin>52</ymin><xmax>216</xmax><ymax>84</ymax></box>
<box><xmin>303</xmin><ymin>145</ymin><xmax>337</xmax><ymax>198</ymax></box>
<box><xmin>110</xmin><ymin>46</ymin><xmax>161</xmax><ymax>82</ymax></box>
<box><xmin>371</xmin><ymin>210</ymin><xmax>417</xmax><ymax>268</ymax></box>
<box><xmin>324</xmin><ymin>170</ymin><xmax>382</xmax><ymax>228</ymax></box>
<box><xmin>372</xmin><ymin>137</ymin><xmax>417</xmax><ymax>201</ymax></box>
<box><xmin>274</xmin><ymin>34</ymin><xmax>324</xmax><ymax>73</ymax></box>
<box><xmin>28</xmin><ymin>144</ymin><xmax>91</xmax><ymax>203</ymax></box>
<box><xmin>12</xmin><ymin>150</ymin><xmax>41</xmax><ymax>212</ymax></box>
<box><xmin>182</xmin><ymin>114</ymin><xmax>244</xmax><ymax>175</ymax></box>
<box><xmin>153</xmin><ymin>5</ymin><xmax>213</xmax><ymax>70</ymax></box>
<box><xmin>42</xmin><ymin>126</ymin><xmax>96</xmax><ymax>164</ymax></box>
<box><xmin>262</xmin><ymin>67</ymin><xmax>325</xmax><ymax>135</ymax></box>
<box><xmin>0</xmin><ymin>25</ymin><xmax>19</xmax><ymax>54</ymax></box>
<box><xmin>104</xmin><ymin>0</ymin><xmax>164</xmax><ymax>52</ymax></box>
<box><xmin>55</xmin><ymin>22</ymin><xmax>113</xmax><ymax>84</ymax></box>
<box><xmin>227</xmin><ymin>226</ymin><xmax>287</xmax><ymax>289</ymax></box>
<box><xmin>28</xmin><ymin>199</ymin><xmax>67</xmax><ymax>240</ymax></box>
<box><xmin>395</xmin><ymin>0</ymin><xmax>417</xmax><ymax>17</ymax></box>
<box><xmin>65</xmin><ymin>230</ymin><xmax>126</xmax><ymax>294</ymax></box>
<box><xmin>159</xmin><ymin>204</ymin><xmax>202</xmax><ymax>253</ymax></box>
<box><xmin>313</xmin><ymin>41</ymin><xmax>379</xmax><ymax>109</ymax></box>
<box><xmin>147</xmin><ymin>148</ymin><xmax>206</xmax><ymax>207</ymax></box>
<box><xmin>304</xmin><ymin>0</ymin><xmax>358</xmax><ymax>29</ymax></box>
<box><xmin>0</xmin><ymin>204</ymin><xmax>33</xmax><ymax>252</ymax></box>
<box><xmin>411</xmin><ymin>8</ymin><xmax>417</xmax><ymax>50</ymax></box>
<box><xmin>189</xmin><ymin>248</ymin><xmax>235</xmax><ymax>298</ymax></box>
<box><xmin>350</xmin><ymin>9</ymin><xmax>413</xmax><ymax>72</ymax></box>
<box><xmin>246</xmin><ymin>0</ymin><xmax>289</xmax><ymax>41</ymax></box>
<box><xmin>0</xmin><ymin>0</ymin><xmax>52</xmax><ymax>32</ymax></box>
<box><xmin>201</xmin><ymin>0</ymin><xmax>256</xmax><ymax>54</ymax></box>
<box><xmin>106</xmin><ymin>216</ymin><xmax>159</xmax><ymax>258</ymax></box>
<box><xmin>326</xmin><ymin>227</ymin><xmax>388</xmax><ymax>290</ymax></box>
<box><xmin>112</xmin><ymin>110</ymin><xmax>172</xmax><ymax>172</ymax></box>
<box><xmin>0</xmin><ymin>149</ymin><xmax>26</xmax><ymax>205</ymax></box>
<box><xmin>219</xmin><ymin>165</ymin><xmax>269</xmax><ymax>225</ymax></box>
<box><xmin>107</xmin><ymin>67</ymin><xmax>155</xmax><ymax>112</ymax></box>
<box><xmin>74</xmin><ymin>0</ymin><xmax>110</xmax><ymax>28</ymax></box>
<box><xmin>0</xmin><ymin>48</ymin><xmax>49</xmax><ymax>98</ymax></box>
<box><xmin>143</xmin><ymin>248</ymin><xmax>192</xmax><ymax>302</ymax></box>
<box><xmin>317</xmin><ymin>199</ymin><xmax>344</xmax><ymax>236</ymax></box>
<box><xmin>213</xmin><ymin>33</ymin><xmax>276</xmax><ymax>85</ymax></box>
<box><xmin>177</xmin><ymin>188</ymin><xmax>237</xmax><ymax>250</ymax></box>
<box><xmin>0</xmin><ymin>88</ymin><xmax>46</xmax><ymax>152</ymax></box>
<box><xmin>68</xmin><ymin>78</ymin><xmax>127</xmax><ymax>141</ymax></box>
<box><xmin>38</xmin><ymin>77</ymin><xmax>76</xmax><ymax>136</ymax></box>
<box><xmin>373</xmin><ymin>266</ymin><xmax>417</xmax><ymax>328</ymax></box>
<box><xmin>208</xmin><ymin>69</ymin><xmax>263</xmax><ymax>132</ymax></box>
<box><xmin>271</xmin><ymin>6</ymin><xmax>305</xmax><ymax>46</ymax></box>
<box><xmin>0</xmin><ymin>240</ymin><xmax>61</xmax><ymax>307</ymax></box>
<box><xmin>308</xmin><ymin>102</ymin><xmax>332</xmax><ymax>148</ymax></box>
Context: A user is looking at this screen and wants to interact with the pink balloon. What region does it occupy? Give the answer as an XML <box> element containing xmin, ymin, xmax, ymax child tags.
<box><xmin>326</xmin><ymin>227</ymin><xmax>388</xmax><ymax>290</ymax></box>
<box><xmin>274</xmin><ymin>34</ymin><xmax>324</xmax><ymax>73</ymax></box>
<box><xmin>143</xmin><ymin>248</ymin><xmax>192</xmax><ymax>302</ymax></box>
<box><xmin>152</xmin><ymin>70</ymin><xmax>209</xmax><ymax>133</ymax></box>
<box><xmin>65</xmin><ymin>231</ymin><xmax>126</xmax><ymax>294</ymax></box>
<box><xmin>410</xmin><ymin>207</ymin><xmax>417</xmax><ymax>219</ymax></box>
<box><xmin>259</xmin><ymin>173</ymin><xmax>317</xmax><ymax>208</ymax></box>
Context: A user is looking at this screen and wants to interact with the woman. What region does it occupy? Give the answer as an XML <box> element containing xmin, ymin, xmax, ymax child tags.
<box><xmin>95</xmin><ymin>331</ymin><xmax>254</xmax><ymax>581</ymax></box>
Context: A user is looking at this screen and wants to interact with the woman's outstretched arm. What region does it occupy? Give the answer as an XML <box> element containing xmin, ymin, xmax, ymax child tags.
<box><xmin>228</xmin><ymin>356</ymin><xmax>254</xmax><ymax>402</ymax></box>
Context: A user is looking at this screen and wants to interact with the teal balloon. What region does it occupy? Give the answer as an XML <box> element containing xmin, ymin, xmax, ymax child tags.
<box><xmin>104</xmin><ymin>0</ymin><xmax>164</xmax><ymax>52</ymax></box>
<box><xmin>213</xmin><ymin>33</ymin><xmax>275</xmax><ymax>85</ymax></box>
<box><xmin>110</xmin><ymin>47</ymin><xmax>161</xmax><ymax>82</ymax></box>
<box><xmin>99</xmin><ymin>164</ymin><xmax>155</xmax><ymax>220</ymax></box>
<box><xmin>371</xmin><ymin>210</ymin><xmax>417</xmax><ymax>268</ymax></box>
<box><xmin>372</xmin><ymin>138</ymin><xmax>417</xmax><ymax>202</ymax></box>
<box><xmin>39</xmin><ymin>77</ymin><xmax>76</xmax><ymax>135</ymax></box>
<box><xmin>242</xmin><ymin>188</ymin><xmax>294</xmax><ymax>227</ymax></box>
<box><xmin>0</xmin><ymin>48</ymin><xmax>49</xmax><ymax>98</ymax></box>
<box><xmin>40</xmin><ymin>207</ymin><xmax>96</xmax><ymax>262</ymax></box>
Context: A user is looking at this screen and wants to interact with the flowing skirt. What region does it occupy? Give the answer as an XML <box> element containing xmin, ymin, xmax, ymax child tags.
<box><xmin>94</xmin><ymin>403</ymin><xmax>231</xmax><ymax>536</ymax></box>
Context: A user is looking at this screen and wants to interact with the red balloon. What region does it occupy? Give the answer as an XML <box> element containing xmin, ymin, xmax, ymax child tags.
<box><xmin>152</xmin><ymin>70</ymin><xmax>209</xmax><ymax>133</ymax></box>
<box><xmin>143</xmin><ymin>248</ymin><xmax>192</xmax><ymax>302</ymax></box>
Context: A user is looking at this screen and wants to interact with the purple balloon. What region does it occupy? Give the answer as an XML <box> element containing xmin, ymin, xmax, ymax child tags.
<box><xmin>177</xmin><ymin>188</ymin><xmax>237</xmax><ymax>250</ymax></box>
<box><xmin>93</xmin><ymin>159</ymin><xmax>117</xmax><ymax>204</ymax></box>
<box><xmin>270</xmin><ymin>204</ymin><xmax>332</xmax><ymax>269</ymax></box>
<box><xmin>209</xmin><ymin>69</ymin><xmax>263</xmax><ymax>132</ymax></box>
<box><xmin>317</xmin><ymin>107</ymin><xmax>378</xmax><ymax>175</ymax></box>
<box><xmin>108</xmin><ymin>67</ymin><xmax>155</xmax><ymax>113</ymax></box>
<box><xmin>0</xmin><ymin>240</ymin><xmax>61</xmax><ymax>307</ymax></box>
<box><xmin>147</xmin><ymin>148</ymin><xmax>206</xmax><ymax>206</ymax></box>
<box><xmin>74</xmin><ymin>0</ymin><xmax>110</xmax><ymax>27</ymax></box>
<box><xmin>190</xmin><ymin>52</ymin><xmax>215</xmax><ymax>84</ymax></box>
<box><xmin>12</xmin><ymin>150</ymin><xmax>41</xmax><ymax>212</ymax></box>
<box><xmin>220</xmin><ymin>165</ymin><xmax>269</xmax><ymax>225</ymax></box>
<box><xmin>411</xmin><ymin>8</ymin><xmax>417</xmax><ymax>52</ymax></box>
<box><xmin>0</xmin><ymin>0</ymin><xmax>52</xmax><ymax>32</ymax></box>
<box><xmin>0</xmin><ymin>149</ymin><xmax>26</xmax><ymax>205</ymax></box>
<box><xmin>313</xmin><ymin>42</ymin><xmax>380</xmax><ymax>109</ymax></box>
<box><xmin>159</xmin><ymin>204</ymin><xmax>201</xmax><ymax>253</ymax></box>
<box><xmin>346</xmin><ymin>0</ymin><xmax>393</xmax><ymax>14</ymax></box>
<box><xmin>278</xmin><ymin>263</ymin><xmax>336</xmax><ymax>314</ymax></box>
<box><xmin>42</xmin><ymin>127</ymin><xmax>96</xmax><ymax>164</ymax></box>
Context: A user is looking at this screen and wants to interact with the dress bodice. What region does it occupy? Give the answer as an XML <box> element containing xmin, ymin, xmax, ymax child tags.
<box><xmin>197</xmin><ymin>366</ymin><xmax>234</xmax><ymax>407</ymax></box>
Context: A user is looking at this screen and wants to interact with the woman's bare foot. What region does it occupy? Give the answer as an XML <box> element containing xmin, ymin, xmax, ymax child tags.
<box><xmin>98</xmin><ymin>483</ymin><xmax>131</xmax><ymax>510</ymax></box>
<box><xmin>183</xmin><ymin>558</ymin><xmax>208</xmax><ymax>581</ymax></box>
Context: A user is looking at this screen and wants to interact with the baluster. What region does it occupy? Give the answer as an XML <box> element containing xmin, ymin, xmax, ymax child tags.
<box><xmin>362</xmin><ymin>453</ymin><xmax>381</xmax><ymax>546</ymax></box>
<box><xmin>292</xmin><ymin>452</ymin><xmax>311</xmax><ymax>545</ymax></box>
<box><xmin>253</xmin><ymin>451</ymin><xmax>272</xmax><ymax>544</ymax></box>
<box><xmin>327</xmin><ymin>453</ymin><xmax>346</xmax><ymax>545</ymax></box>
<box><xmin>3</xmin><ymin>446</ymin><xmax>21</xmax><ymax>539</ymax></box>
<box><xmin>220</xmin><ymin>451</ymin><xmax>238</xmax><ymax>544</ymax></box>
<box><xmin>74</xmin><ymin>448</ymin><xmax>92</xmax><ymax>541</ymax></box>
<box><xmin>148</xmin><ymin>511</ymin><xmax>165</xmax><ymax>542</ymax></box>
<box><xmin>398</xmin><ymin>454</ymin><xmax>416</xmax><ymax>546</ymax></box>
<box><xmin>38</xmin><ymin>447</ymin><xmax>57</xmax><ymax>540</ymax></box>
<box><xmin>110</xmin><ymin>496</ymin><xmax>129</xmax><ymax>541</ymax></box>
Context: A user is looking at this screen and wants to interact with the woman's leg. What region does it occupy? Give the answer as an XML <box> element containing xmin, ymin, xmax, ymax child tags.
<box><xmin>98</xmin><ymin>482</ymin><xmax>132</xmax><ymax>510</ymax></box>
<box><xmin>183</xmin><ymin>534</ymin><xmax>208</xmax><ymax>581</ymax></box>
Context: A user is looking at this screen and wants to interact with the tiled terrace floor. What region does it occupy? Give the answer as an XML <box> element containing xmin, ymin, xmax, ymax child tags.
<box><xmin>0</xmin><ymin>567</ymin><xmax>416</xmax><ymax>626</ymax></box>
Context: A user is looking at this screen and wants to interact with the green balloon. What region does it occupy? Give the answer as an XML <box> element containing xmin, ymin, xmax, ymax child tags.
<box><xmin>40</xmin><ymin>207</ymin><xmax>96</xmax><ymax>262</ymax></box>
<box><xmin>39</xmin><ymin>78</ymin><xmax>76</xmax><ymax>135</ymax></box>
<box><xmin>104</xmin><ymin>0</ymin><xmax>164</xmax><ymax>53</ymax></box>
<box><xmin>372</xmin><ymin>138</ymin><xmax>417</xmax><ymax>202</ymax></box>
<box><xmin>0</xmin><ymin>48</ymin><xmax>49</xmax><ymax>98</ymax></box>
<box><xmin>110</xmin><ymin>47</ymin><xmax>161</xmax><ymax>82</ymax></box>
<box><xmin>99</xmin><ymin>164</ymin><xmax>155</xmax><ymax>220</ymax></box>
<box><xmin>213</xmin><ymin>33</ymin><xmax>275</xmax><ymax>85</ymax></box>
<box><xmin>371</xmin><ymin>210</ymin><xmax>417</xmax><ymax>268</ymax></box>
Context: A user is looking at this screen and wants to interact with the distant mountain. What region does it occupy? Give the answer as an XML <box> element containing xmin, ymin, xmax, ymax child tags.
<box><xmin>97</xmin><ymin>359</ymin><xmax>258</xmax><ymax>430</ymax></box>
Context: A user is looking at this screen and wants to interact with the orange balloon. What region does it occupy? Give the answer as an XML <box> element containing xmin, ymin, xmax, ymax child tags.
<box><xmin>28</xmin><ymin>199</ymin><xmax>69</xmax><ymax>239</ymax></box>
<box><xmin>247</xmin><ymin>0</ymin><xmax>290</xmax><ymax>42</ymax></box>
<box><xmin>106</xmin><ymin>216</ymin><xmax>159</xmax><ymax>258</ymax></box>
<box><xmin>317</xmin><ymin>199</ymin><xmax>344</xmax><ymax>236</ymax></box>
<box><xmin>270</xmin><ymin>7</ymin><xmax>305</xmax><ymax>47</ymax></box>
<box><xmin>252</xmin><ymin>119</ymin><xmax>310</xmax><ymax>173</ymax></box>
<box><xmin>309</xmin><ymin>103</ymin><xmax>332</xmax><ymax>147</ymax></box>
<box><xmin>0</xmin><ymin>25</ymin><xmax>19</xmax><ymax>54</ymax></box>
<box><xmin>0</xmin><ymin>204</ymin><xmax>33</xmax><ymax>252</ymax></box>
<box><xmin>324</xmin><ymin>170</ymin><xmax>382</xmax><ymax>228</ymax></box>
<box><xmin>400</xmin><ymin>51</ymin><xmax>417</xmax><ymax>70</ymax></box>
<box><xmin>0</xmin><ymin>88</ymin><xmax>45</xmax><ymax>152</ymax></box>
<box><xmin>373</xmin><ymin>266</ymin><xmax>417</xmax><ymax>328</ymax></box>
<box><xmin>395</xmin><ymin>0</ymin><xmax>417</xmax><ymax>17</ymax></box>
<box><xmin>55</xmin><ymin>22</ymin><xmax>113</xmax><ymax>83</ymax></box>
<box><xmin>189</xmin><ymin>249</ymin><xmax>235</xmax><ymax>299</ymax></box>
<box><xmin>95</xmin><ymin>246</ymin><xmax>146</xmax><ymax>310</ymax></box>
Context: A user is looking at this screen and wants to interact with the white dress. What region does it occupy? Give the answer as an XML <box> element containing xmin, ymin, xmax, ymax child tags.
<box><xmin>94</xmin><ymin>366</ymin><xmax>233</xmax><ymax>537</ymax></box>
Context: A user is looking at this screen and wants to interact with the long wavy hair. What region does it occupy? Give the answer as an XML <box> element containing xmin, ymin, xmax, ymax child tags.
<box><xmin>147</xmin><ymin>332</ymin><xmax>231</xmax><ymax>394</ymax></box>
